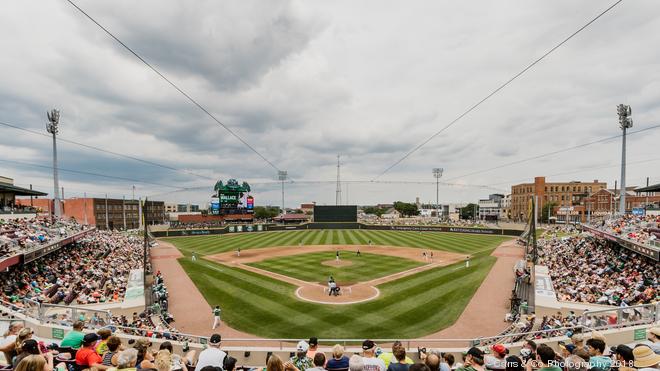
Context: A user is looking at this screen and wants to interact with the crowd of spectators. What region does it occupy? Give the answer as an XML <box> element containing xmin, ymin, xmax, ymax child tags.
<box><xmin>591</xmin><ymin>215</ymin><xmax>660</xmax><ymax>246</ymax></box>
<box><xmin>0</xmin><ymin>217</ymin><xmax>88</xmax><ymax>259</ymax></box>
<box><xmin>0</xmin><ymin>230</ymin><xmax>146</xmax><ymax>306</ymax></box>
<box><xmin>538</xmin><ymin>236</ymin><xmax>659</xmax><ymax>305</ymax></box>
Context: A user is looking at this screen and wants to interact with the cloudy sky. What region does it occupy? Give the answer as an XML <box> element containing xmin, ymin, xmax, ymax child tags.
<box><xmin>1</xmin><ymin>0</ymin><xmax>659</xmax><ymax>208</ymax></box>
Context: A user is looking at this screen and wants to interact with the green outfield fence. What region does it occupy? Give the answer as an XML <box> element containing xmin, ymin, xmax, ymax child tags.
<box><xmin>152</xmin><ymin>222</ymin><xmax>524</xmax><ymax>238</ymax></box>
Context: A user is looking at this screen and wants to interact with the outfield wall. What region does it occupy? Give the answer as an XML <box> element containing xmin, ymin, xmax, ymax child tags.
<box><xmin>152</xmin><ymin>223</ymin><xmax>523</xmax><ymax>237</ymax></box>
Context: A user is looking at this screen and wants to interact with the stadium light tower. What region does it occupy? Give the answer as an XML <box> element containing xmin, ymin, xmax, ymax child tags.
<box><xmin>46</xmin><ymin>109</ymin><xmax>62</xmax><ymax>218</ymax></box>
<box><xmin>617</xmin><ymin>104</ymin><xmax>633</xmax><ymax>215</ymax></box>
<box><xmin>433</xmin><ymin>168</ymin><xmax>443</xmax><ymax>222</ymax></box>
<box><xmin>278</xmin><ymin>170</ymin><xmax>287</xmax><ymax>215</ymax></box>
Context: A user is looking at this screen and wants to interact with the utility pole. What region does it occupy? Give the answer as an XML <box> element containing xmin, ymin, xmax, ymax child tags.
<box><xmin>335</xmin><ymin>154</ymin><xmax>342</xmax><ymax>206</ymax></box>
<box><xmin>278</xmin><ymin>171</ymin><xmax>287</xmax><ymax>215</ymax></box>
<box><xmin>433</xmin><ymin>168</ymin><xmax>443</xmax><ymax>222</ymax></box>
<box><xmin>122</xmin><ymin>195</ymin><xmax>127</xmax><ymax>230</ymax></box>
<box><xmin>105</xmin><ymin>193</ymin><xmax>109</xmax><ymax>230</ymax></box>
<box><xmin>46</xmin><ymin>109</ymin><xmax>61</xmax><ymax>218</ymax></box>
<box><xmin>617</xmin><ymin>104</ymin><xmax>633</xmax><ymax>215</ymax></box>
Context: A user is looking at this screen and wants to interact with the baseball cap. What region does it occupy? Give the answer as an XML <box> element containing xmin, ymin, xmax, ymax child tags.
<box><xmin>559</xmin><ymin>343</ymin><xmax>576</xmax><ymax>354</ymax></box>
<box><xmin>491</xmin><ymin>344</ymin><xmax>507</xmax><ymax>355</ymax></box>
<box><xmin>467</xmin><ymin>347</ymin><xmax>485</xmax><ymax>359</ymax></box>
<box><xmin>209</xmin><ymin>334</ymin><xmax>222</xmax><ymax>344</ymax></box>
<box><xmin>362</xmin><ymin>340</ymin><xmax>375</xmax><ymax>350</ymax></box>
<box><xmin>309</xmin><ymin>337</ymin><xmax>318</xmax><ymax>347</ymax></box>
<box><xmin>83</xmin><ymin>333</ymin><xmax>99</xmax><ymax>344</ymax></box>
<box><xmin>297</xmin><ymin>340</ymin><xmax>309</xmax><ymax>352</ymax></box>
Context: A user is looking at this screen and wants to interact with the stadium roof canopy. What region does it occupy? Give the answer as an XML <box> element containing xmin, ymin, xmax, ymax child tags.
<box><xmin>635</xmin><ymin>183</ymin><xmax>660</xmax><ymax>193</ymax></box>
<box><xmin>0</xmin><ymin>182</ymin><xmax>48</xmax><ymax>196</ymax></box>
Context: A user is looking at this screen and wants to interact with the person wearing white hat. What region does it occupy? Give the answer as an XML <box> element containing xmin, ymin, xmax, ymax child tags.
<box><xmin>287</xmin><ymin>341</ymin><xmax>314</xmax><ymax>371</ymax></box>
<box><xmin>633</xmin><ymin>345</ymin><xmax>660</xmax><ymax>371</ymax></box>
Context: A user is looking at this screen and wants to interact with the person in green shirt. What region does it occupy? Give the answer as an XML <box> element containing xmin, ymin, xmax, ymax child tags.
<box><xmin>60</xmin><ymin>321</ymin><xmax>85</xmax><ymax>349</ymax></box>
<box><xmin>212</xmin><ymin>306</ymin><xmax>221</xmax><ymax>329</ymax></box>
<box><xmin>457</xmin><ymin>347</ymin><xmax>485</xmax><ymax>371</ymax></box>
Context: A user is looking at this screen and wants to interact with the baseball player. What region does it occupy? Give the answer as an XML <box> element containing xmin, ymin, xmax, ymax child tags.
<box><xmin>192</xmin><ymin>251</ymin><xmax>197</xmax><ymax>261</ymax></box>
<box><xmin>336</xmin><ymin>250</ymin><xmax>340</xmax><ymax>261</ymax></box>
<box><xmin>212</xmin><ymin>305</ymin><xmax>222</xmax><ymax>329</ymax></box>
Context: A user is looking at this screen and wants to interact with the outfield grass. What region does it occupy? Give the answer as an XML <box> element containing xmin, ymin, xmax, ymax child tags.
<box><xmin>247</xmin><ymin>251</ymin><xmax>423</xmax><ymax>285</ymax></box>
<box><xmin>167</xmin><ymin>230</ymin><xmax>511</xmax><ymax>338</ymax></box>
<box><xmin>179</xmin><ymin>251</ymin><xmax>497</xmax><ymax>338</ymax></box>
<box><xmin>166</xmin><ymin>229</ymin><xmax>509</xmax><ymax>256</ymax></box>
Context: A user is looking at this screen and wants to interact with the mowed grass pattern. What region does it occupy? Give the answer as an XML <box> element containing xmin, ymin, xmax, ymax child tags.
<box><xmin>248</xmin><ymin>251</ymin><xmax>423</xmax><ymax>285</ymax></box>
<box><xmin>179</xmin><ymin>252</ymin><xmax>497</xmax><ymax>338</ymax></box>
<box><xmin>167</xmin><ymin>230</ymin><xmax>511</xmax><ymax>338</ymax></box>
<box><xmin>166</xmin><ymin>229</ymin><xmax>509</xmax><ymax>257</ymax></box>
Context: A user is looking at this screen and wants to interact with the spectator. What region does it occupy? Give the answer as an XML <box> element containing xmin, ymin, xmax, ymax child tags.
<box><xmin>195</xmin><ymin>334</ymin><xmax>226</xmax><ymax>370</ymax></box>
<box><xmin>102</xmin><ymin>336</ymin><xmax>122</xmax><ymax>367</ymax></box>
<box><xmin>133</xmin><ymin>339</ymin><xmax>157</xmax><ymax>370</ymax></box>
<box><xmin>307</xmin><ymin>353</ymin><xmax>327</xmax><ymax>371</ymax></box>
<box><xmin>361</xmin><ymin>340</ymin><xmax>386</xmax><ymax>371</ymax></box>
<box><xmin>223</xmin><ymin>356</ymin><xmax>238</xmax><ymax>371</ymax></box>
<box><xmin>379</xmin><ymin>342</ymin><xmax>413</xmax><ymax>368</ymax></box>
<box><xmin>563</xmin><ymin>355</ymin><xmax>588</xmax><ymax>371</ymax></box>
<box><xmin>387</xmin><ymin>346</ymin><xmax>410</xmax><ymax>371</ymax></box>
<box><xmin>558</xmin><ymin>343</ymin><xmax>576</xmax><ymax>359</ymax></box>
<box><xmin>75</xmin><ymin>333</ymin><xmax>109</xmax><ymax>370</ymax></box>
<box><xmin>14</xmin><ymin>328</ymin><xmax>35</xmax><ymax>355</ymax></box>
<box><xmin>485</xmin><ymin>344</ymin><xmax>507</xmax><ymax>370</ymax></box>
<box><xmin>116</xmin><ymin>348</ymin><xmax>139</xmax><ymax>371</ymax></box>
<box><xmin>268</xmin><ymin>354</ymin><xmax>285</xmax><ymax>371</ymax></box>
<box><xmin>308</xmin><ymin>337</ymin><xmax>319</xmax><ymax>359</ymax></box>
<box><xmin>534</xmin><ymin>345</ymin><xmax>561</xmax><ymax>371</ymax></box>
<box><xmin>457</xmin><ymin>347</ymin><xmax>485</xmax><ymax>371</ymax></box>
<box><xmin>326</xmin><ymin>344</ymin><xmax>350</xmax><ymax>371</ymax></box>
<box><xmin>443</xmin><ymin>354</ymin><xmax>456</xmax><ymax>371</ymax></box>
<box><xmin>155</xmin><ymin>349</ymin><xmax>172</xmax><ymax>371</ymax></box>
<box><xmin>633</xmin><ymin>345</ymin><xmax>660</xmax><ymax>371</ymax></box>
<box><xmin>15</xmin><ymin>354</ymin><xmax>53</xmax><ymax>371</ymax></box>
<box><xmin>409</xmin><ymin>364</ymin><xmax>431</xmax><ymax>371</ymax></box>
<box><xmin>504</xmin><ymin>356</ymin><xmax>523</xmax><ymax>371</ymax></box>
<box><xmin>60</xmin><ymin>321</ymin><xmax>85</xmax><ymax>349</ymax></box>
<box><xmin>0</xmin><ymin>321</ymin><xmax>25</xmax><ymax>362</ymax></box>
<box><xmin>289</xmin><ymin>341</ymin><xmax>314</xmax><ymax>371</ymax></box>
<box><xmin>12</xmin><ymin>339</ymin><xmax>41</xmax><ymax>369</ymax></box>
<box><xmin>611</xmin><ymin>345</ymin><xmax>635</xmax><ymax>371</ymax></box>
<box><xmin>647</xmin><ymin>327</ymin><xmax>660</xmax><ymax>354</ymax></box>
<box><xmin>159</xmin><ymin>341</ymin><xmax>195</xmax><ymax>371</ymax></box>
<box><xmin>96</xmin><ymin>328</ymin><xmax>113</xmax><ymax>355</ymax></box>
<box><xmin>350</xmin><ymin>355</ymin><xmax>365</xmax><ymax>371</ymax></box>
<box><xmin>586</xmin><ymin>338</ymin><xmax>611</xmax><ymax>370</ymax></box>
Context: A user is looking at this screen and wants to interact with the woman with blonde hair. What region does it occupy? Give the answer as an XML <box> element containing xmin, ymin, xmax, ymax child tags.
<box><xmin>15</xmin><ymin>354</ymin><xmax>53</xmax><ymax>371</ymax></box>
<box><xmin>155</xmin><ymin>349</ymin><xmax>172</xmax><ymax>371</ymax></box>
<box><xmin>15</xmin><ymin>328</ymin><xmax>35</xmax><ymax>354</ymax></box>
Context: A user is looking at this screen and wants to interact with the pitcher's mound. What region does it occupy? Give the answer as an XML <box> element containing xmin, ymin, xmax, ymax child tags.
<box><xmin>321</xmin><ymin>259</ymin><xmax>353</xmax><ymax>267</ymax></box>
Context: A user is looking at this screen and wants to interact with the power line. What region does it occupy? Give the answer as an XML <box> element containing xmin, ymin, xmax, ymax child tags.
<box><xmin>444</xmin><ymin>124</ymin><xmax>660</xmax><ymax>182</ymax></box>
<box><xmin>0</xmin><ymin>120</ymin><xmax>215</xmax><ymax>180</ymax></box>
<box><xmin>373</xmin><ymin>0</ymin><xmax>624</xmax><ymax>180</ymax></box>
<box><xmin>0</xmin><ymin>158</ymin><xmax>188</xmax><ymax>190</ymax></box>
<box><xmin>66</xmin><ymin>0</ymin><xmax>284</xmax><ymax>174</ymax></box>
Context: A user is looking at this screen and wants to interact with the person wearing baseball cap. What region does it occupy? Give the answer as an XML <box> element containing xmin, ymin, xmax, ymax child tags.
<box><xmin>361</xmin><ymin>340</ymin><xmax>386</xmax><ymax>371</ymax></box>
<box><xmin>287</xmin><ymin>341</ymin><xmax>314</xmax><ymax>371</ymax></box>
<box><xmin>485</xmin><ymin>344</ymin><xmax>507</xmax><ymax>370</ymax></box>
<box><xmin>195</xmin><ymin>334</ymin><xmax>226</xmax><ymax>371</ymax></box>
<box><xmin>456</xmin><ymin>347</ymin><xmax>485</xmax><ymax>371</ymax></box>
<box><xmin>76</xmin><ymin>333</ymin><xmax>109</xmax><ymax>370</ymax></box>
<box><xmin>307</xmin><ymin>337</ymin><xmax>319</xmax><ymax>359</ymax></box>
<box><xmin>647</xmin><ymin>327</ymin><xmax>660</xmax><ymax>354</ymax></box>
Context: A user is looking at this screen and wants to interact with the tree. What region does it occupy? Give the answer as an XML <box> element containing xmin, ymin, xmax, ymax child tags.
<box><xmin>460</xmin><ymin>203</ymin><xmax>479</xmax><ymax>220</ymax></box>
<box><xmin>541</xmin><ymin>202</ymin><xmax>558</xmax><ymax>223</ymax></box>
<box><xmin>393</xmin><ymin>201</ymin><xmax>419</xmax><ymax>217</ymax></box>
<box><xmin>254</xmin><ymin>206</ymin><xmax>280</xmax><ymax>219</ymax></box>
<box><xmin>362</xmin><ymin>206</ymin><xmax>385</xmax><ymax>217</ymax></box>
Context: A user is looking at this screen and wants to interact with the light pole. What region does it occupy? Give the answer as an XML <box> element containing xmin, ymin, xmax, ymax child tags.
<box><xmin>617</xmin><ymin>104</ymin><xmax>633</xmax><ymax>215</ymax></box>
<box><xmin>432</xmin><ymin>168</ymin><xmax>443</xmax><ymax>222</ymax></box>
<box><xmin>46</xmin><ymin>109</ymin><xmax>61</xmax><ymax>218</ymax></box>
<box><xmin>278</xmin><ymin>170</ymin><xmax>287</xmax><ymax>215</ymax></box>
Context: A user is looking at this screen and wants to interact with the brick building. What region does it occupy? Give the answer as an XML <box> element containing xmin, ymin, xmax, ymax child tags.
<box><xmin>16</xmin><ymin>197</ymin><xmax>165</xmax><ymax>230</ymax></box>
<box><xmin>583</xmin><ymin>187</ymin><xmax>660</xmax><ymax>216</ymax></box>
<box><xmin>510</xmin><ymin>177</ymin><xmax>607</xmax><ymax>222</ymax></box>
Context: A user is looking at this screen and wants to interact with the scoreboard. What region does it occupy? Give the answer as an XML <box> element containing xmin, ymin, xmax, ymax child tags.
<box><xmin>314</xmin><ymin>205</ymin><xmax>357</xmax><ymax>223</ymax></box>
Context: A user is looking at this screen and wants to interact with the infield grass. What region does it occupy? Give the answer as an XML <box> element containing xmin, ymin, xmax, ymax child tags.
<box><xmin>247</xmin><ymin>251</ymin><xmax>423</xmax><ymax>285</ymax></box>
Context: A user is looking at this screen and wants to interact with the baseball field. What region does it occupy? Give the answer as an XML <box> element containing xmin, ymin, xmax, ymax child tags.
<box><xmin>165</xmin><ymin>229</ymin><xmax>511</xmax><ymax>339</ymax></box>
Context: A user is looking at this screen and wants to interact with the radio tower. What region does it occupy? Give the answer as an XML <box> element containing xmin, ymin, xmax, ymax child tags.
<box><xmin>335</xmin><ymin>154</ymin><xmax>342</xmax><ymax>205</ymax></box>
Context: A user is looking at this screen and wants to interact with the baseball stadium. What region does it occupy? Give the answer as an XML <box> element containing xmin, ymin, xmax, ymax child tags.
<box><xmin>2</xmin><ymin>2</ymin><xmax>660</xmax><ymax>371</ymax></box>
